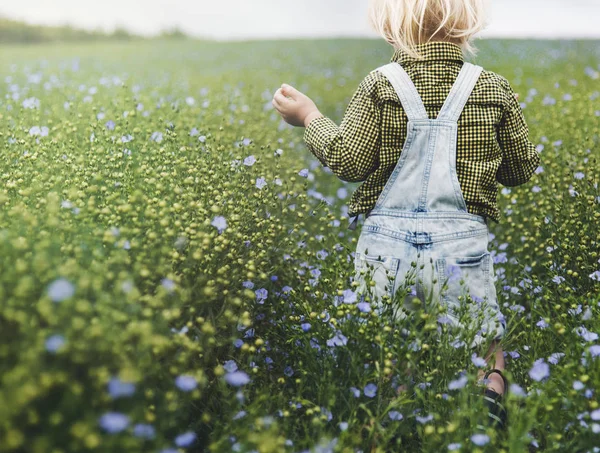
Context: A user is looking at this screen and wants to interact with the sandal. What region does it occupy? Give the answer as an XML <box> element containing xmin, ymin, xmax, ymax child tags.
<box><xmin>478</xmin><ymin>368</ymin><xmax>509</xmax><ymax>430</ymax></box>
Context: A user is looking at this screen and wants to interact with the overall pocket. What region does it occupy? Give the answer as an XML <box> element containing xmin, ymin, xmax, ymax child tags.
<box><xmin>435</xmin><ymin>252</ymin><xmax>491</xmax><ymax>319</ymax></box>
<box><xmin>354</xmin><ymin>252</ymin><xmax>401</xmax><ymax>303</ymax></box>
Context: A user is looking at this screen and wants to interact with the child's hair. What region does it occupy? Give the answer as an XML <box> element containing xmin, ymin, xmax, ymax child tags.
<box><xmin>367</xmin><ymin>0</ymin><xmax>489</xmax><ymax>60</ymax></box>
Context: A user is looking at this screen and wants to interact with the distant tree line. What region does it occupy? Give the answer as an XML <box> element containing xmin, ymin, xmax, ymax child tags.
<box><xmin>0</xmin><ymin>17</ymin><xmax>192</xmax><ymax>43</ymax></box>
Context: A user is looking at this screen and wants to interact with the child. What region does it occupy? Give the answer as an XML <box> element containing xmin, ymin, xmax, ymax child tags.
<box><xmin>272</xmin><ymin>0</ymin><xmax>540</xmax><ymax>431</ymax></box>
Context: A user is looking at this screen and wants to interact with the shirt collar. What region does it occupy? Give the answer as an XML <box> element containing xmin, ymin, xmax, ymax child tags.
<box><xmin>391</xmin><ymin>41</ymin><xmax>464</xmax><ymax>65</ymax></box>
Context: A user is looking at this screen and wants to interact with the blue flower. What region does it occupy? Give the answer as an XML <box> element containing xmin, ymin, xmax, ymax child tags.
<box><xmin>175</xmin><ymin>431</ymin><xmax>197</xmax><ymax>447</ymax></box>
<box><xmin>45</xmin><ymin>334</ymin><xmax>66</xmax><ymax>353</ymax></box>
<box><xmin>255</xmin><ymin>288</ymin><xmax>268</xmax><ymax>303</ymax></box>
<box><xmin>589</xmin><ymin>345</ymin><xmax>600</xmax><ymax>357</ymax></box>
<box><xmin>357</xmin><ymin>302</ymin><xmax>371</xmax><ymax>313</ymax></box>
<box><xmin>243</xmin><ymin>155</ymin><xmax>256</xmax><ymax>166</ymax></box>
<box><xmin>471</xmin><ymin>353</ymin><xmax>486</xmax><ymax>368</ymax></box>
<box><xmin>337</xmin><ymin>187</ymin><xmax>348</xmax><ymax>199</ymax></box>
<box><xmin>22</xmin><ymin>97</ymin><xmax>40</xmax><ymax>109</ymax></box>
<box><xmin>320</xmin><ymin>407</ymin><xmax>333</xmax><ymax>422</ymax></box>
<box><xmin>47</xmin><ymin>278</ymin><xmax>75</xmax><ymax>302</ymax></box>
<box><xmin>298</xmin><ymin>168</ymin><xmax>309</xmax><ymax>177</ymax></box>
<box><xmin>108</xmin><ymin>377</ymin><xmax>136</xmax><ymax>398</ymax></box>
<box><xmin>151</xmin><ymin>131</ymin><xmax>163</xmax><ymax>143</ymax></box>
<box><xmin>450</xmin><ymin>338</ymin><xmax>466</xmax><ymax>349</ymax></box>
<box><xmin>388</xmin><ymin>411</ymin><xmax>403</xmax><ymax>421</ymax></box>
<box><xmin>326</xmin><ymin>331</ymin><xmax>347</xmax><ymax>347</ymax></box>
<box><xmin>363</xmin><ymin>383</ymin><xmax>377</xmax><ymax>398</ymax></box>
<box><xmin>99</xmin><ymin>412</ymin><xmax>129</xmax><ymax>433</ymax></box>
<box><xmin>29</xmin><ymin>125</ymin><xmax>49</xmax><ymax>136</ymax></box>
<box><xmin>547</xmin><ymin>352</ymin><xmax>565</xmax><ymax>365</ymax></box>
<box><xmin>301</xmin><ymin>323</ymin><xmax>311</xmax><ymax>332</ymax></box>
<box><xmin>471</xmin><ymin>433</ymin><xmax>489</xmax><ymax>446</ymax></box>
<box><xmin>416</xmin><ymin>414</ymin><xmax>433</xmax><ymax>424</ymax></box>
<box><xmin>316</xmin><ymin>249</ymin><xmax>329</xmax><ymax>260</ymax></box>
<box><xmin>576</xmin><ymin>326</ymin><xmax>599</xmax><ymax>342</ymax></box>
<box><xmin>233</xmin><ymin>410</ymin><xmax>247</xmax><ymax>420</ymax></box>
<box><xmin>133</xmin><ymin>423</ymin><xmax>155</xmax><ymax>439</ymax></box>
<box><xmin>493</xmin><ymin>252</ymin><xmax>508</xmax><ymax>264</ymax></box>
<box><xmin>529</xmin><ymin>358</ymin><xmax>550</xmax><ymax>381</ymax></box>
<box><xmin>342</xmin><ymin>289</ymin><xmax>357</xmax><ymax>304</ymax></box>
<box><xmin>448</xmin><ymin>443</ymin><xmax>462</xmax><ymax>451</ymax></box>
<box><xmin>175</xmin><ymin>375</ymin><xmax>197</xmax><ymax>392</ymax></box>
<box><xmin>349</xmin><ymin>387</ymin><xmax>360</xmax><ymax>398</ymax></box>
<box><xmin>536</xmin><ymin>318</ymin><xmax>549</xmax><ymax>329</ymax></box>
<box><xmin>211</xmin><ymin>216</ymin><xmax>227</xmax><ymax>233</ymax></box>
<box><xmin>256</xmin><ymin>177</ymin><xmax>267</xmax><ymax>189</ymax></box>
<box><xmin>509</xmin><ymin>383</ymin><xmax>526</xmax><ymax>397</ymax></box>
<box><xmin>574</xmin><ymin>172</ymin><xmax>585</xmax><ymax>180</ymax></box>
<box><xmin>224</xmin><ymin>371</ymin><xmax>250</xmax><ymax>386</ymax></box>
<box><xmin>437</xmin><ymin>314</ymin><xmax>453</xmax><ymax>325</ymax></box>
<box><xmin>223</xmin><ymin>360</ymin><xmax>238</xmax><ymax>373</ymax></box>
<box><xmin>161</xmin><ymin>278</ymin><xmax>176</xmax><ymax>292</ymax></box>
<box><xmin>448</xmin><ymin>374</ymin><xmax>468</xmax><ymax>390</ymax></box>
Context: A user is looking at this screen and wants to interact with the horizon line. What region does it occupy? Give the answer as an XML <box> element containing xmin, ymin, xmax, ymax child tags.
<box><xmin>2</xmin><ymin>15</ymin><xmax>600</xmax><ymax>41</ymax></box>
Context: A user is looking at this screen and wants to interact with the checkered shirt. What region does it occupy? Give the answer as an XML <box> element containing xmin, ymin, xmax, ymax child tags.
<box><xmin>303</xmin><ymin>41</ymin><xmax>540</xmax><ymax>223</ymax></box>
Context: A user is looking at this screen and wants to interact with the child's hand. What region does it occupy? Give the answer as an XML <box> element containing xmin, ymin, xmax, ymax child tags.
<box><xmin>272</xmin><ymin>84</ymin><xmax>322</xmax><ymax>128</ymax></box>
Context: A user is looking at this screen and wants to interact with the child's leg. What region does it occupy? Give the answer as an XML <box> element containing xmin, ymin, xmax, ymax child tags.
<box><xmin>396</xmin><ymin>339</ymin><xmax>506</xmax><ymax>395</ymax></box>
<box><xmin>476</xmin><ymin>339</ymin><xmax>506</xmax><ymax>394</ymax></box>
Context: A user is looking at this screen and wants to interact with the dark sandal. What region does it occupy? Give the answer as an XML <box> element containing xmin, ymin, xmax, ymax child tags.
<box><xmin>479</xmin><ymin>368</ymin><xmax>508</xmax><ymax>430</ymax></box>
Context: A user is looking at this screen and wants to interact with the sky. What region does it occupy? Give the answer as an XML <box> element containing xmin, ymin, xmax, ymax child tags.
<box><xmin>1</xmin><ymin>0</ymin><xmax>599</xmax><ymax>40</ymax></box>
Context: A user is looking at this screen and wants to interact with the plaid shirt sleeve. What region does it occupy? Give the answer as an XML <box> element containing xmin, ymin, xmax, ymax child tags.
<box><xmin>496</xmin><ymin>77</ymin><xmax>541</xmax><ymax>187</ymax></box>
<box><xmin>303</xmin><ymin>82</ymin><xmax>381</xmax><ymax>183</ymax></box>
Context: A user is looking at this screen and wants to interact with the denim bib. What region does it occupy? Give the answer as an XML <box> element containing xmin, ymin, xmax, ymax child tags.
<box><xmin>352</xmin><ymin>61</ymin><xmax>506</xmax><ymax>348</ymax></box>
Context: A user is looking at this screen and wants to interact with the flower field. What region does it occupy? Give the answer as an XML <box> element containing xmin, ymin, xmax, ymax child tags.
<box><xmin>0</xmin><ymin>38</ymin><xmax>599</xmax><ymax>453</ymax></box>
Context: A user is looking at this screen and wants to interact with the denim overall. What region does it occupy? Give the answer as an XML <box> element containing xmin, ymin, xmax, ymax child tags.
<box><xmin>351</xmin><ymin>61</ymin><xmax>506</xmax><ymax>349</ymax></box>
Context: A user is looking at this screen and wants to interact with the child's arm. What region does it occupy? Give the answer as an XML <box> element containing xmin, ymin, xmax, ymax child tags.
<box><xmin>273</xmin><ymin>81</ymin><xmax>381</xmax><ymax>183</ymax></box>
<box><xmin>496</xmin><ymin>78</ymin><xmax>541</xmax><ymax>187</ymax></box>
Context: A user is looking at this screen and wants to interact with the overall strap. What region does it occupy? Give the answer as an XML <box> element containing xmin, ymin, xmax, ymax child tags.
<box><xmin>375</xmin><ymin>62</ymin><xmax>429</xmax><ymax>121</ymax></box>
<box><xmin>436</xmin><ymin>62</ymin><xmax>483</xmax><ymax>122</ymax></box>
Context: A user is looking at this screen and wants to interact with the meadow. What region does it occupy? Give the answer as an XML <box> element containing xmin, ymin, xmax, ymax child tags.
<box><xmin>0</xmin><ymin>38</ymin><xmax>599</xmax><ymax>453</ymax></box>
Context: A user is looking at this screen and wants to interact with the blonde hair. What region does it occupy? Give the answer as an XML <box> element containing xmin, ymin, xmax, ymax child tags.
<box><xmin>367</xmin><ymin>0</ymin><xmax>489</xmax><ymax>60</ymax></box>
